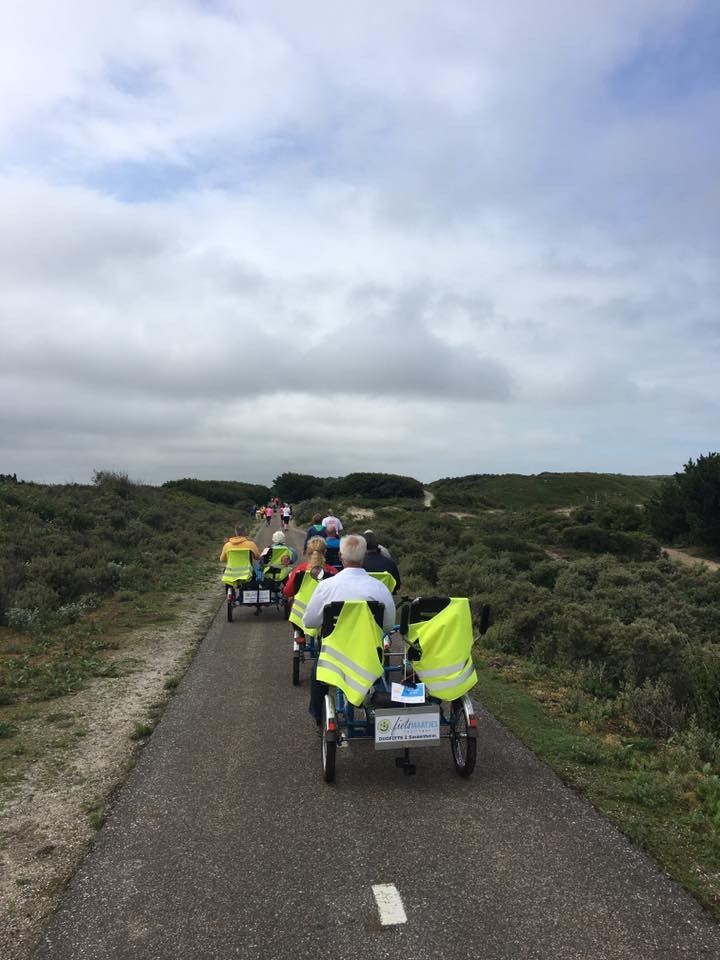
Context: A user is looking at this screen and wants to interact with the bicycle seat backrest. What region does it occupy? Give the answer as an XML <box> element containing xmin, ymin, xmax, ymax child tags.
<box><xmin>321</xmin><ymin>599</ymin><xmax>385</xmax><ymax>638</ymax></box>
<box><xmin>399</xmin><ymin>596</ymin><xmax>451</xmax><ymax>636</ymax></box>
<box><xmin>263</xmin><ymin>545</ymin><xmax>292</xmax><ymax>579</ymax></box>
<box><xmin>368</xmin><ymin>570</ymin><xmax>397</xmax><ymax>593</ymax></box>
<box><xmin>399</xmin><ymin>596</ymin><xmax>477</xmax><ymax>700</ymax></box>
<box><xmin>222</xmin><ymin>548</ymin><xmax>255</xmax><ymax>584</ymax></box>
<box><xmin>316</xmin><ymin>600</ymin><xmax>386</xmax><ymax>706</ymax></box>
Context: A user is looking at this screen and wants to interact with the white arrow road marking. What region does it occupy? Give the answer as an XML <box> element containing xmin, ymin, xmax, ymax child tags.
<box><xmin>371</xmin><ymin>884</ymin><xmax>407</xmax><ymax>926</ymax></box>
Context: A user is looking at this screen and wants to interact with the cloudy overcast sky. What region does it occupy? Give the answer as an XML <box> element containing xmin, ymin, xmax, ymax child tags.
<box><xmin>1</xmin><ymin>0</ymin><xmax>718</xmax><ymax>486</ymax></box>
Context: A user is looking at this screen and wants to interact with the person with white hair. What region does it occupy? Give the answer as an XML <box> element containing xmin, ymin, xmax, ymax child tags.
<box><xmin>259</xmin><ymin>529</ymin><xmax>298</xmax><ymax>567</ymax></box>
<box><xmin>303</xmin><ymin>534</ymin><xmax>395</xmax><ymax>725</ymax></box>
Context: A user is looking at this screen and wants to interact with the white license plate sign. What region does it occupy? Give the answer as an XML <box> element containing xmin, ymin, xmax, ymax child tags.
<box><xmin>374</xmin><ymin>706</ymin><xmax>440</xmax><ymax>750</ymax></box>
<box><xmin>242</xmin><ymin>590</ymin><xmax>270</xmax><ymax>604</ymax></box>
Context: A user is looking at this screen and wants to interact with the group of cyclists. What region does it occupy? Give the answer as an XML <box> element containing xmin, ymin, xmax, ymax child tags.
<box><xmin>223</xmin><ymin>507</ymin><xmax>400</xmax><ymax>594</ymax></box>
<box><xmin>220</xmin><ymin>503</ymin><xmax>481</xmax><ymax>782</ymax></box>
<box><xmin>220</xmin><ymin>505</ymin><xmax>401</xmax><ymax>635</ymax></box>
<box><xmin>220</xmin><ymin>506</ymin><xmax>404</xmax><ymax>729</ymax></box>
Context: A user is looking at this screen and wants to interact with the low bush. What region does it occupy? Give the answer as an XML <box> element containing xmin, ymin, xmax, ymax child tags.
<box><xmin>622</xmin><ymin>679</ymin><xmax>685</xmax><ymax>738</ymax></box>
<box><xmin>561</xmin><ymin>525</ymin><xmax>660</xmax><ymax>560</ymax></box>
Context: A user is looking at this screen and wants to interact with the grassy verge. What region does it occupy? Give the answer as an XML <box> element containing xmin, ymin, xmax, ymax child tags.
<box><xmin>0</xmin><ymin>550</ymin><xmax>227</xmax><ymax>795</ymax></box>
<box><xmin>475</xmin><ymin>649</ymin><xmax>720</xmax><ymax>918</ymax></box>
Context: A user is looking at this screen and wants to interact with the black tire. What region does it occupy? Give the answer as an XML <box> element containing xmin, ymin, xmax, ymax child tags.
<box><xmin>292</xmin><ymin>654</ymin><xmax>300</xmax><ymax>686</ymax></box>
<box><xmin>450</xmin><ymin>699</ymin><xmax>476</xmax><ymax>777</ymax></box>
<box><xmin>283</xmin><ymin>598</ymin><xmax>291</xmax><ymax>620</ymax></box>
<box><xmin>227</xmin><ymin>600</ymin><xmax>233</xmax><ymax>623</ymax></box>
<box><xmin>321</xmin><ymin>700</ymin><xmax>336</xmax><ymax>783</ymax></box>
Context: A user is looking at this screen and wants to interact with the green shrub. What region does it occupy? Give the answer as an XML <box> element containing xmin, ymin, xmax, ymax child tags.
<box><xmin>696</xmin><ymin>774</ymin><xmax>720</xmax><ymax>824</ymax></box>
<box><xmin>551</xmin><ymin>601</ymin><xmax>618</xmax><ymax>669</ymax></box>
<box><xmin>561</xmin><ymin>525</ymin><xmax>660</xmax><ymax>559</ymax></box>
<box><xmin>622</xmin><ymin>679</ymin><xmax>685</xmax><ymax>738</ymax></box>
<box><xmin>670</xmin><ymin>719</ymin><xmax>720</xmax><ymax>771</ymax></box>
<box><xmin>611</xmin><ymin>619</ymin><xmax>686</xmax><ymax>689</ymax></box>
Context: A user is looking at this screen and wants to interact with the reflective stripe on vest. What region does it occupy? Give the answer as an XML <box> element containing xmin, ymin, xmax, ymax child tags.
<box><xmin>288</xmin><ymin>572</ymin><xmax>320</xmax><ymax>635</ymax></box>
<box><xmin>222</xmin><ymin>548</ymin><xmax>254</xmax><ymax>585</ymax></box>
<box><xmin>408</xmin><ymin>597</ymin><xmax>477</xmax><ymax>701</ymax></box>
<box><xmin>315</xmin><ymin>601</ymin><xmax>383</xmax><ymax>707</ymax></box>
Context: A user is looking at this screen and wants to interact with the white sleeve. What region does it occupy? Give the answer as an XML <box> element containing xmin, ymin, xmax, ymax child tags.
<box><xmin>302</xmin><ymin>583</ymin><xmax>326</xmax><ymax>629</ymax></box>
<box><xmin>382</xmin><ymin>590</ymin><xmax>396</xmax><ymax>632</ymax></box>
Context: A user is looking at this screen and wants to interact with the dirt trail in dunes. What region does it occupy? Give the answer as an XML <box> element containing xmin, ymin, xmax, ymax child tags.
<box><xmin>663</xmin><ymin>547</ymin><xmax>720</xmax><ymax>572</ymax></box>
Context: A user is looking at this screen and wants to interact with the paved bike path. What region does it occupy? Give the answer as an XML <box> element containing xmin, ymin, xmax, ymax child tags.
<box><xmin>33</xmin><ymin>522</ymin><xmax>720</xmax><ymax>959</ymax></box>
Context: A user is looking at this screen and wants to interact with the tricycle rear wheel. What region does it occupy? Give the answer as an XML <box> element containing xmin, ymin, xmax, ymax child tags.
<box><xmin>321</xmin><ymin>700</ymin><xmax>336</xmax><ymax>783</ymax></box>
<box><xmin>450</xmin><ymin>699</ymin><xmax>476</xmax><ymax>777</ymax></box>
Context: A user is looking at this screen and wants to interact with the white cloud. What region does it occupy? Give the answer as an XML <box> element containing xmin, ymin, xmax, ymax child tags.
<box><xmin>0</xmin><ymin>0</ymin><xmax>718</xmax><ymax>483</ymax></box>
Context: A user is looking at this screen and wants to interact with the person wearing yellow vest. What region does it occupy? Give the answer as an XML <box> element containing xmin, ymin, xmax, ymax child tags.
<box><xmin>220</xmin><ymin>524</ymin><xmax>262</xmax><ymax>595</ymax></box>
<box><xmin>259</xmin><ymin>529</ymin><xmax>298</xmax><ymax>567</ymax></box>
<box><xmin>303</xmin><ymin>534</ymin><xmax>395</xmax><ymax>725</ymax></box>
<box><xmin>283</xmin><ymin>536</ymin><xmax>339</xmax><ymax>640</ymax></box>
<box><xmin>219</xmin><ymin>524</ymin><xmax>260</xmax><ymax>566</ymax></box>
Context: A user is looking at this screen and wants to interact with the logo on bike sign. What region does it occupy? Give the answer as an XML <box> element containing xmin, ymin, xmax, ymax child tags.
<box><xmin>374</xmin><ymin>706</ymin><xmax>440</xmax><ymax>749</ymax></box>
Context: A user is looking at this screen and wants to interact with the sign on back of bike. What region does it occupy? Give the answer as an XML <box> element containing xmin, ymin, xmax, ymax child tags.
<box><xmin>374</xmin><ymin>705</ymin><xmax>440</xmax><ymax>750</ymax></box>
<box><xmin>242</xmin><ymin>590</ymin><xmax>270</xmax><ymax>604</ymax></box>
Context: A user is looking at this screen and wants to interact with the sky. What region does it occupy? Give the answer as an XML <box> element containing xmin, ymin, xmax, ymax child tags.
<box><xmin>1</xmin><ymin>0</ymin><xmax>718</xmax><ymax>486</ymax></box>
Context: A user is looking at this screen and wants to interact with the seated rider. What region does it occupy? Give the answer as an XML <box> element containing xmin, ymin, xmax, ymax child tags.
<box><xmin>283</xmin><ymin>536</ymin><xmax>338</xmax><ymax>640</ymax></box>
<box><xmin>363</xmin><ymin>528</ymin><xmax>393</xmax><ymax>559</ymax></box>
<box><xmin>259</xmin><ymin>530</ymin><xmax>298</xmax><ymax>572</ymax></box>
<box><xmin>303</xmin><ymin>513</ymin><xmax>327</xmax><ymax>550</ymax></box>
<box><xmin>220</xmin><ymin>524</ymin><xmax>261</xmax><ymax>581</ymax></box>
<box><xmin>302</xmin><ymin>534</ymin><xmax>395</xmax><ymax>725</ymax></box>
<box><xmin>321</xmin><ymin>507</ymin><xmax>343</xmax><ymax>534</ymax></box>
<box><xmin>362</xmin><ymin>531</ymin><xmax>401</xmax><ymax>593</ymax></box>
<box><xmin>323</xmin><ymin>523</ymin><xmax>341</xmax><ymax>568</ymax></box>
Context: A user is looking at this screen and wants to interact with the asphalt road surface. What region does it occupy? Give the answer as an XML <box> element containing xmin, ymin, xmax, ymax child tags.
<box><xmin>34</xmin><ymin>520</ymin><xmax>720</xmax><ymax>959</ymax></box>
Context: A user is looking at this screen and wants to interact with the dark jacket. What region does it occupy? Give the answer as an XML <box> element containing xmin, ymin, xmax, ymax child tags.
<box><xmin>303</xmin><ymin>523</ymin><xmax>327</xmax><ymax>550</ymax></box>
<box><xmin>363</xmin><ymin>551</ymin><xmax>401</xmax><ymax>593</ymax></box>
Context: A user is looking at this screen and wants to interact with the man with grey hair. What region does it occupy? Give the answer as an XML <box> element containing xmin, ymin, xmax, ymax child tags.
<box><xmin>303</xmin><ymin>534</ymin><xmax>396</xmax><ymax>724</ymax></box>
<box><xmin>303</xmin><ymin>534</ymin><xmax>395</xmax><ymax>633</ymax></box>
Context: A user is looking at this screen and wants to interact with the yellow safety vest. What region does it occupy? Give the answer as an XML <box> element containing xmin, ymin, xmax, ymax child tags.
<box><xmin>262</xmin><ymin>546</ymin><xmax>293</xmax><ymax>583</ymax></box>
<box><xmin>368</xmin><ymin>570</ymin><xmax>397</xmax><ymax>593</ymax></box>
<box><xmin>222</xmin><ymin>548</ymin><xmax>254</xmax><ymax>586</ymax></box>
<box><xmin>316</xmin><ymin>601</ymin><xmax>384</xmax><ymax>706</ymax></box>
<box><xmin>288</xmin><ymin>571</ymin><xmax>322</xmax><ymax>637</ymax></box>
<box><xmin>408</xmin><ymin>597</ymin><xmax>477</xmax><ymax>701</ymax></box>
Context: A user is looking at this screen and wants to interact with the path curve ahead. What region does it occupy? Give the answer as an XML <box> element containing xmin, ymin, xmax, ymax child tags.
<box><xmin>33</xmin><ymin>520</ymin><xmax>720</xmax><ymax>960</ymax></box>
